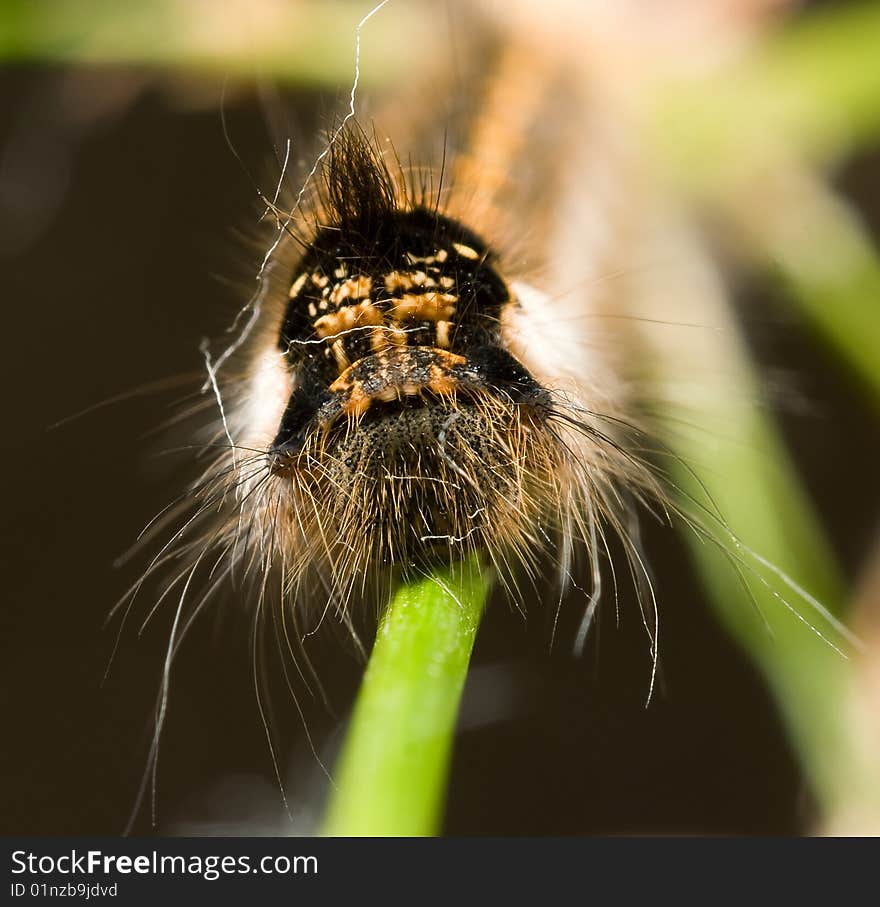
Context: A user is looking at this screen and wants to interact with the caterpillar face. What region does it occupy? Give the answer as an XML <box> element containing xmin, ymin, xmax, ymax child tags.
<box><xmin>198</xmin><ymin>129</ymin><xmax>649</xmax><ymax>610</ymax></box>
<box><xmin>257</xmin><ymin>217</ymin><xmax>555</xmax><ymax>568</ymax></box>
<box><xmin>271</xmin><ymin>204</ymin><xmax>548</xmax><ymax>448</ymax></box>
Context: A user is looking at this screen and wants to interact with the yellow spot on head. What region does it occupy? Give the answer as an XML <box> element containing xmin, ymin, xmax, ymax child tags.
<box><xmin>330</xmin><ymin>339</ymin><xmax>351</xmax><ymax>370</ymax></box>
<box><xmin>411</xmin><ymin>271</ymin><xmax>434</xmax><ymax>287</ymax></box>
<box><xmin>452</xmin><ymin>242</ymin><xmax>479</xmax><ymax>260</ymax></box>
<box><xmin>391</xmin><ymin>292</ymin><xmax>458</xmax><ymax>322</ymax></box>
<box><xmin>436</xmin><ymin>320</ymin><xmax>452</xmax><ymax>349</ymax></box>
<box><xmin>384</xmin><ymin>270</ymin><xmax>414</xmax><ymax>293</ymax></box>
<box><xmin>289</xmin><ymin>272</ymin><xmax>308</xmax><ymax>298</ymax></box>
<box><xmin>329</xmin><ymin>275</ymin><xmax>373</xmax><ymax>305</ymax></box>
<box><xmin>314</xmin><ymin>301</ymin><xmax>383</xmax><ymax>339</ymax></box>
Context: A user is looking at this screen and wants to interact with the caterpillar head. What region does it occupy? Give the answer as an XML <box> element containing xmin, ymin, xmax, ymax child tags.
<box><xmin>210</xmin><ymin>129</ymin><xmax>653</xmax><ymax>612</ymax></box>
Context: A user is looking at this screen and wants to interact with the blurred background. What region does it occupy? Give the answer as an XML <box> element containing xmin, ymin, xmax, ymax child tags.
<box><xmin>1</xmin><ymin>0</ymin><xmax>879</xmax><ymax>835</ymax></box>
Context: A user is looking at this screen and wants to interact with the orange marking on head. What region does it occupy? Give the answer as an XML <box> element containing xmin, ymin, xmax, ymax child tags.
<box><xmin>288</xmin><ymin>272</ymin><xmax>308</xmax><ymax>299</ymax></box>
<box><xmin>313</xmin><ymin>300</ymin><xmax>383</xmax><ymax>339</ymax></box>
<box><xmin>391</xmin><ymin>293</ymin><xmax>458</xmax><ymax>322</ymax></box>
<box><xmin>340</xmin><ymin>387</ymin><xmax>372</xmax><ymax>418</ymax></box>
<box><xmin>369</xmin><ymin>323</ymin><xmax>408</xmax><ymax>354</ymax></box>
<box><xmin>384</xmin><ymin>270</ymin><xmax>414</xmax><ymax>292</ymax></box>
<box><xmin>330</xmin><ymin>339</ymin><xmax>351</xmax><ymax>370</ymax></box>
<box><xmin>427</xmin><ymin>363</ymin><xmax>460</xmax><ymax>395</ymax></box>
<box><xmin>452</xmin><ymin>242</ymin><xmax>479</xmax><ymax>260</ymax></box>
<box><xmin>435</xmin><ymin>320</ymin><xmax>452</xmax><ymax>349</ymax></box>
<box><xmin>329</xmin><ymin>347</ymin><xmax>467</xmax><ymax>418</ymax></box>
<box><xmin>329</xmin><ymin>275</ymin><xmax>373</xmax><ymax>305</ymax></box>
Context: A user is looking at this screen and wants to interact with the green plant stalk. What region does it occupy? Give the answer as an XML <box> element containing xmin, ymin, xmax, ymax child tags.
<box><xmin>653</xmin><ymin>1</ymin><xmax>880</xmax><ymax>196</ymax></box>
<box><xmin>649</xmin><ymin>5</ymin><xmax>880</xmax><ymax>408</ymax></box>
<box><xmin>638</xmin><ymin>243</ymin><xmax>880</xmax><ymax>822</ymax></box>
<box><xmin>777</xmin><ymin>247</ymin><xmax>880</xmax><ymax>412</ymax></box>
<box><xmin>0</xmin><ymin>0</ymin><xmax>422</xmax><ymax>87</ymax></box>
<box><xmin>323</xmin><ymin>558</ymin><xmax>492</xmax><ymax>836</ymax></box>
<box><xmin>756</xmin><ymin>175</ymin><xmax>880</xmax><ymax>411</ymax></box>
<box><xmin>5</xmin><ymin>0</ymin><xmax>880</xmax><ymax>166</ymax></box>
<box><xmin>665</xmin><ymin>398</ymin><xmax>876</xmax><ymax>818</ymax></box>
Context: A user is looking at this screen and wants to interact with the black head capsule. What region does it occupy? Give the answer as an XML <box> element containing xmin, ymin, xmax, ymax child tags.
<box><xmin>253</xmin><ymin>129</ymin><xmax>573</xmax><ymax>570</ymax></box>
<box><xmin>270</xmin><ymin>198</ymin><xmax>547</xmax><ymax>458</ymax></box>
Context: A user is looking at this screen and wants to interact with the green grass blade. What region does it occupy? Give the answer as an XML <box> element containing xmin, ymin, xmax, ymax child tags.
<box><xmin>5</xmin><ymin>1</ymin><xmax>880</xmax><ymax>169</ymax></box>
<box><xmin>757</xmin><ymin>176</ymin><xmax>880</xmax><ymax>411</ymax></box>
<box><xmin>648</xmin><ymin>4</ymin><xmax>880</xmax><ymax>408</ymax></box>
<box><xmin>664</xmin><ymin>396</ymin><xmax>861</xmax><ymax>814</ymax></box>
<box><xmin>0</xmin><ymin>0</ymin><xmax>419</xmax><ymax>86</ymax></box>
<box><xmin>323</xmin><ymin>558</ymin><xmax>492</xmax><ymax>836</ymax></box>
<box><xmin>635</xmin><ymin>229</ymin><xmax>880</xmax><ymax>824</ymax></box>
<box><xmin>654</xmin><ymin>2</ymin><xmax>880</xmax><ymax>195</ymax></box>
<box><xmin>666</xmin><ymin>391</ymin><xmax>880</xmax><ymax>825</ymax></box>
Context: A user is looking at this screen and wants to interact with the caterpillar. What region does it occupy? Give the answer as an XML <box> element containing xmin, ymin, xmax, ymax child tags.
<box><xmin>117</xmin><ymin>0</ymin><xmax>860</xmax><ymax>832</ymax></box>
<box><xmin>202</xmin><ymin>127</ymin><xmax>655</xmax><ymax>623</ymax></box>
<box><xmin>128</xmin><ymin>15</ymin><xmax>663</xmax><ymax>647</ymax></box>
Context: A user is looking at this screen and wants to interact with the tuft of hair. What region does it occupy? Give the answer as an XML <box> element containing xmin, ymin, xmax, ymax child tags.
<box><xmin>322</xmin><ymin>127</ymin><xmax>398</xmax><ymax>229</ymax></box>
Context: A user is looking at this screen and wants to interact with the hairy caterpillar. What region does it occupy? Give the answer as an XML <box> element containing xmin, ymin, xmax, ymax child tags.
<box><xmin>198</xmin><ymin>127</ymin><xmax>654</xmax><ymax>621</ymax></box>
<box><xmin>112</xmin><ymin>4</ymin><xmax>670</xmax><ymax>830</ymax></box>
<box><xmin>115</xmin><ymin>0</ymin><xmax>861</xmax><ymax>832</ymax></box>
<box><xmin>128</xmin><ymin>25</ymin><xmax>661</xmax><ymax>638</ymax></box>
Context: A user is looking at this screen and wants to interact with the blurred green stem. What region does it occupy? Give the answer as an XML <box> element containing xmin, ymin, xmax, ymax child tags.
<box><xmin>635</xmin><ymin>219</ymin><xmax>880</xmax><ymax>824</ymax></box>
<box><xmin>0</xmin><ymin>0</ymin><xmax>422</xmax><ymax>87</ymax></box>
<box><xmin>666</xmin><ymin>386</ymin><xmax>867</xmax><ymax>816</ymax></box>
<box><xmin>651</xmin><ymin>4</ymin><xmax>880</xmax><ymax>408</ymax></box>
<box><xmin>655</xmin><ymin>1</ymin><xmax>880</xmax><ymax>193</ymax></box>
<box><xmin>323</xmin><ymin>558</ymin><xmax>492</xmax><ymax>836</ymax></box>
<box><xmin>738</xmin><ymin>168</ymin><xmax>880</xmax><ymax>410</ymax></box>
<box><xmin>5</xmin><ymin>1</ymin><xmax>880</xmax><ymax>167</ymax></box>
